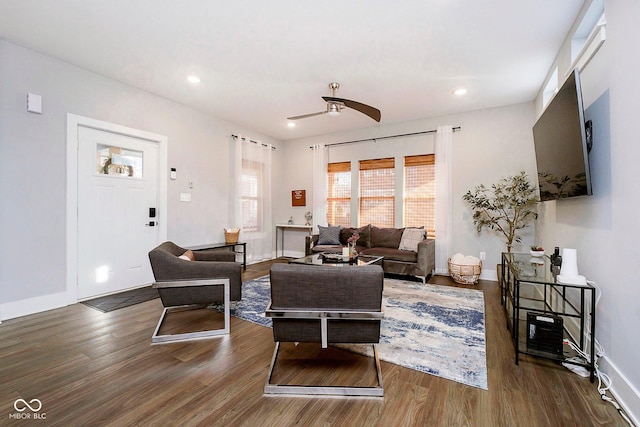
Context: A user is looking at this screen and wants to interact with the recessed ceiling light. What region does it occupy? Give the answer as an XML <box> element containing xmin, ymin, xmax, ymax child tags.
<box><xmin>187</xmin><ymin>75</ymin><xmax>201</xmax><ymax>84</ymax></box>
<box><xmin>287</xmin><ymin>122</ymin><xmax>296</xmax><ymax>128</ymax></box>
<box><xmin>454</xmin><ymin>88</ymin><xmax>467</xmax><ymax>96</ymax></box>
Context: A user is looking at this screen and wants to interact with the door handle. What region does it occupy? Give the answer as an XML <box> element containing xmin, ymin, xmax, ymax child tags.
<box><xmin>145</xmin><ymin>221</ymin><xmax>156</xmax><ymax>227</ymax></box>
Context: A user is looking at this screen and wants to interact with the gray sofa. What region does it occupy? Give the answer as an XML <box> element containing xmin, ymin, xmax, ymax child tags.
<box><xmin>305</xmin><ymin>225</ymin><xmax>435</xmax><ymax>283</ymax></box>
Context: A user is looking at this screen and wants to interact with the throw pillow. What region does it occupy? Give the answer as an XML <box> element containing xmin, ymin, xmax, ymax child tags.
<box><xmin>180</xmin><ymin>250</ymin><xmax>195</xmax><ymax>261</ymax></box>
<box><xmin>398</xmin><ymin>227</ymin><xmax>426</xmax><ymax>252</ymax></box>
<box><xmin>371</xmin><ymin>226</ymin><xmax>405</xmax><ymax>248</ymax></box>
<box><xmin>317</xmin><ymin>225</ymin><xmax>342</xmax><ymax>245</ymax></box>
<box><xmin>339</xmin><ymin>224</ymin><xmax>372</xmax><ymax>248</ymax></box>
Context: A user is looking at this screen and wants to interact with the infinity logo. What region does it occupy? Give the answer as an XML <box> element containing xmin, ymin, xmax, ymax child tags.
<box><xmin>14</xmin><ymin>398</ymin><xmax>42</xmax><ymax>412</ymax></box>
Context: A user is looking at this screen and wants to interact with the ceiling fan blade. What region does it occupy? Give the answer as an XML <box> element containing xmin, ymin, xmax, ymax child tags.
<box><xmin>323</xmin><ymin>96</ymin><xmax>381</xmax><ymax>122</ymax></box>
<box><xmin>287</xmin><ymin>111</ymin><xmax>328</xmax><ymax>120</ymax></box>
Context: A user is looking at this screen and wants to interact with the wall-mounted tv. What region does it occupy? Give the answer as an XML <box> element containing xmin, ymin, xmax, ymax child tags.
<box><xmin>532</xmin><ymin>68</ymin><xmax>592</xmax><ymax>201</ymax></box>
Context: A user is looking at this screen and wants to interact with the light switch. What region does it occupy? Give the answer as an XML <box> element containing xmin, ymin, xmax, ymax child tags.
<box><xmin>170</xmin><ymin>168</ymin><xmax>177</xmax><ymax>180</ymax></box>
<box><xmin>180</xmin><ymin>193</ymin><xmax>191</xmax><ymax>202</ymax></box>
<box><xmin>27</xmin><ymin>93</ymin><xmax>42</xmax><ymax>114</ymax></box>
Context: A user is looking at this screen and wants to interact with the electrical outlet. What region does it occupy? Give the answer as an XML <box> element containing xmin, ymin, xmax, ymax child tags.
<box><xmin>180</xmin><ymin>192</ymin><xmax>191</xmax><ymax>202</ymax></box>
<box><xmin>480</xmin><ymin>252</ymin><xmax>486</xmax><ymax>261</ymax></box>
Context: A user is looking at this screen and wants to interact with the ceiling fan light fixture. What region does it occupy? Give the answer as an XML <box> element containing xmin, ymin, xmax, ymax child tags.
<box><xmin>287</xmin><ymin>82</ymin><xmax>380</xmax><ymax>122</ymax></box>
<box><xmin>327</xmin><ymin>103</ymin><xmax>341</xmax><ymax>116</ymax></box>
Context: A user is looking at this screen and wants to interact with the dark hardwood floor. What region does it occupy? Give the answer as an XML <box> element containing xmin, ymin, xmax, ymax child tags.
<box><xmin>0</xmin><ymin>258</ymin><xmax>626</xmax><ymax>426</ymax></box>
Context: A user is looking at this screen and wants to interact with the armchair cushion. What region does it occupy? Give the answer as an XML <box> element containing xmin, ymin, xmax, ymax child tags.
<box><xmin>148</xmin><ymin>241</ymin><xmax>242</xmax><ymax>302</ymax></box>
<box><xmin>269</xmin><ymin>263</ymin><xmax>383</xmax><ymax>344</ymax></box>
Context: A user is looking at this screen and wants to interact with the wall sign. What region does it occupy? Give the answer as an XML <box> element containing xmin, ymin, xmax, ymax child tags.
<box><xmin>291</xmin><ymin>190</ymin><xmax>306</xmax><ymax>206</ymax></box>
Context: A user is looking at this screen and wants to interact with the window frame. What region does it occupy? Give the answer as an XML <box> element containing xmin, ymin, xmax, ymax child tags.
<box><xmin>327</xmin><ymin>161</ymin><xmax>352</xmax><ymax>227</ymax></box>
<box><xmin>358</xmin><ymin>157</ymin><xmax>395</xmax><ymax>228</ymax></box>
<box><xmin>240</xmin><ymin>159</ymin><xmax>263</xmax><ymax>233</ymax></box>
<box><xmin>403</xmin><ymin>154</ymin><xmax>435</xmax><ymax>237</ymax></box>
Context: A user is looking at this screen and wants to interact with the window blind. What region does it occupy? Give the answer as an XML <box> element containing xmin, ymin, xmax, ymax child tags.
<box><xmin>359</xmin><ymin>158</ymin><xmax>395</xmax><ymax>227</ymax></box>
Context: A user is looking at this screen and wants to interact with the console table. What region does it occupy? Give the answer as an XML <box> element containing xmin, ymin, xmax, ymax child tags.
<box><xmin>186</xmin><ymin>242</ymin><xmax>247</xmax><ymax>271</ymax></box>
<box><xmin>275</xmin><ymin>224</ymin><xmax>313</xmax><ymax>258</ymax></box>
<box><xmin>500</xmin><ymin>252</ymin><xmax>596</xmax><ymax>382</ymax></box>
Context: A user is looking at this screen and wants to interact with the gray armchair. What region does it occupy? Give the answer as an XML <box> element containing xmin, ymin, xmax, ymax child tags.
<box><xmin>148</xmin><ymin>241</ymin><xmax>242</xmax><ymax>343</ymax></box>
<box><xmin>264</xmin><ymin>263</ymin><xmax>385</xmax><ymax>396</ymax></box>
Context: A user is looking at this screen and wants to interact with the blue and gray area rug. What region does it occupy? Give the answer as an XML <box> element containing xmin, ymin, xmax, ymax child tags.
<box><xmin>212</xmin><ymin>275</ymin><xmax>487</xmax><ymax>390</ymax></box>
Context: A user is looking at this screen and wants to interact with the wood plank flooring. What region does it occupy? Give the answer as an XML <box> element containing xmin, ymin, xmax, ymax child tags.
<box><xmin>0</xmin><ymin>258</ymin><xmax>627</xmax><ymax>426</ymax></box>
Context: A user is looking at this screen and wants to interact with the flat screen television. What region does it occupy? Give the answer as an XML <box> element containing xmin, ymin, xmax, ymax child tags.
<box><xmin>532</xmin><ymin>68</ymin><xmax>592</xmax><ymax>201</ymax></box>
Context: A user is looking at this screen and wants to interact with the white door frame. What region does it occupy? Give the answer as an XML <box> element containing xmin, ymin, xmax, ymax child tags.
<box><xmin>66</xmin><ymin>114</ymin><xmax>168</xmax><ymax>303</ymax></box>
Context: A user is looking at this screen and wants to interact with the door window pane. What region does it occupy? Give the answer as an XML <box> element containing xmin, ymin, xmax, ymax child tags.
<box><xmin>96</xmin><ymin>144</ymin><xmax>143</xmax><ymax>178</ymax></box>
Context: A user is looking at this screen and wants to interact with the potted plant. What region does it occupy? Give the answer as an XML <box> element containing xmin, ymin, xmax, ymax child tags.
<box><xmin>463</xmin><ymin>171</ymin><xmax>538</xmax><ymax>253</ymax></box>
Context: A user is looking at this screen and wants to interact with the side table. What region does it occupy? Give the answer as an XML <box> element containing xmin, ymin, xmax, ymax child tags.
<box><xmin>275</xmin><ymin>224</ymin><xmax>313</xmax><ymax>258</ymax></box>
<box><xmin>500</xmin><ymin>252</ymin><xmax>596</xmax><ymax>382</ymax></box>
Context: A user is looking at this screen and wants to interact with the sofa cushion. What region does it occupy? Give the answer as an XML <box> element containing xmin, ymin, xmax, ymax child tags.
<box><xmin>361</xmin><ymin>247</ymin><xmax>418</xmax><ymax>263</ymax></box>
<box><xmin>370</xmin><ymin>226</ymin><xmax>404</xmax><ymax>249</ymax></box>
<box><xmin>339</xmin><ymin>225</ymin><xmax>371</xmax><ymax>248</ymax></box>
<box><xmin>317</xmin><ymin>225</ymin><xmax>342</xmax><ymax>245</ymax></box>
<box><xmin>399</xmin><ymin>227</ymin><xmax>426</xmax><ymax>252</ymax></box>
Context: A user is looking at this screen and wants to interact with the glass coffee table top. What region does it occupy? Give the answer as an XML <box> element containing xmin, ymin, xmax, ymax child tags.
<box><xmin>290</xmin><ymin>253</ymin><xmax>383</xmax><ymax>267</ymax></box>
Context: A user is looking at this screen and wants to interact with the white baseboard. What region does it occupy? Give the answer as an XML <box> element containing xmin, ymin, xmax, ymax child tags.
<box><xmin>480</xmin><ymin>268</ymin><xmax>498</xmax><ymax>281</ymax></box>
<box><xmin>436</xmin><ymin>268</ymin><xmax>498</xmax><ymax>282</ymax></box>
<box><xmin>281</xmin><ymin>250</ymin><xmax>305</xmax><ymax>259</ymax></box>
<box><xmin>0</xmin><ymin>291</ymin><xmax>73</xmax><ymax>321</ymax></box>
<box><xmin>599</xmin><ymin>355</ymin><xmax>640</xmax><ymax>426</ymax></box>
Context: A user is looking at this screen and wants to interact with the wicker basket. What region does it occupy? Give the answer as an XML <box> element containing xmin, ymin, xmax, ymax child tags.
<box><xmin>224</xmin><ymin>228</ymin><xmax>240</xmax><ymax>244</ymax></box>
<box><xmin>448</xmin><ymin>258</ymin><xmax>482</xmax><ymax>285</ymax></box>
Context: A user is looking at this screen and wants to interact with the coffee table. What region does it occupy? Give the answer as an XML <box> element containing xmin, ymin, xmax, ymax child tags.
<box><xmin>290</xmin><ymin>253</ymin><xmax>383</xmax><ymax>267</ymax></box>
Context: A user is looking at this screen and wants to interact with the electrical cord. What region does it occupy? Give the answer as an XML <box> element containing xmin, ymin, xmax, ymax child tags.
<box><xmin>564</xmin><ymin>339</ymin><xmax>635</xmax><ymax>426</ymax></box>
<box><xmin>560</xmin><ymin>279</ymin><xmax>636</xmax><ymax>426</ymax></box>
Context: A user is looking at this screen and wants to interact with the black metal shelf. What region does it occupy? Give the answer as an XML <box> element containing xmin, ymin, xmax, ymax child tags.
<box><xmin>500</xmin><ymin>252</ymin><xmax>596</xmax><ymax>382</ymax></box>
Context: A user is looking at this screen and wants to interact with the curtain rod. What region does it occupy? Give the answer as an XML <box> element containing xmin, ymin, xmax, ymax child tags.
<box><xmin>308</xmin><ymin>126</ymin><xmax>461</xmax><ymax>149</ymax></box>
<box><xmin>232</xmin><ymin>134</ymin><xmax>276</xmax><ymax>150</ymax></box>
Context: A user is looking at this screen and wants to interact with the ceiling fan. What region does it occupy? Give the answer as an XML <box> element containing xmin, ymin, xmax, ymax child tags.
<box><xmin>287</xmin><ymin>82</ymin><xmax>381</xmax><ymax>122</ymax></box>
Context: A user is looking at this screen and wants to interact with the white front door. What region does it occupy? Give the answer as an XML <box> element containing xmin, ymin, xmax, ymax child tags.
<box><xmin>76</xmin><ymin>126</ymin><xmax>160</xmax><ymax>299</ymax></box>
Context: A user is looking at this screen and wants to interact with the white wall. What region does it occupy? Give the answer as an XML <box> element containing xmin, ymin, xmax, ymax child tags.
<box><xmin>533</xmin><ymin>0</ymin><xmax>640</xmax><ymax>421</ymax></box>
<box><xmin>278</xmin><ymin>102</ymin><xmax>538</xmax><ymax>276</ymax></box>
<box><xmin>0</xmin><ymin>40</ymin><xmax>282</xmax><ymax>315</ymax></box>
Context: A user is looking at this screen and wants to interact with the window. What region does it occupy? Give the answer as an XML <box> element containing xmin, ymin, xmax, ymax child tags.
<box><xmin>359</xmin><ymin>158</ymin><xmax>395</xmax><ymax>227</ymax></box>
<box><xmin>241</xmin><ymin>159</ymin><xmax>263</xmax><ymax>232</ymax></box>
<box><xmin>327</xmin><ymin>162</ymin><xmax>351</xmax><ymax>227</ymax></box>
<box><xmin>96</xmin><ymin>143</ymin><xmax>143</xmax><ymax>178</ymax></box>
<box><xmin>404</xmin><ymin>154</ymin><xmax>435</xmax><ymax>237</ymax></box>
<box><xmin>542</xmin><ymin>67</ymin><xmax>558</xmax><ymax>108</ymax></box>
<box><xmin>570</xmin><ymin>0</ymin><xmax>605</xmax><ymax>68</ymax></box>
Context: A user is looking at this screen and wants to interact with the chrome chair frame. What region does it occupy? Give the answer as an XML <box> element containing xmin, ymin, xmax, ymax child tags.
<box><xmin>151</xmin><ymin>278</ymin><xmax>230</xmax><ymax>344</ymax></box>
<box><xmin>264</xmin><ymin>302</ymin><xmax>384</xmax><ymax>396</ymax></box>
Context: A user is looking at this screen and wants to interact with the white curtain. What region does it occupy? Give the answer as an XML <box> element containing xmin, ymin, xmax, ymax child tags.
<box><xmin>312</xmin><ymin>143</ymin><xmax>327</xmax><ymax>233</ymax></box>
<box><xmin>434</xmin><ymin>125</ymin><xmax>453</xmax><ymax>275</ymax></box>
<box><xmin>232</xmin><ymin>134</ymin><xmax>273</xmax><ymax>263</ymax></box>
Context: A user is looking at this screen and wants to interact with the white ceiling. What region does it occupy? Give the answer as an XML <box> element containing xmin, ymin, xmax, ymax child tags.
<box><xmin>0</xmin><ymin>0</ymin><xmax>584</xmax><ymax>140</ymax></box>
